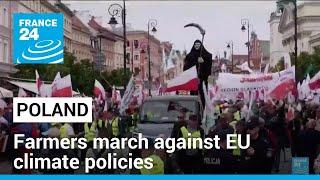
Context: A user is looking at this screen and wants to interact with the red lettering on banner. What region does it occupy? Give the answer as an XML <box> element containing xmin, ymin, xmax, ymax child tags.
<box><xmin>240</xmin><ymin>75</ymin><xmax>273</xmax><ymax>83</ymax></box>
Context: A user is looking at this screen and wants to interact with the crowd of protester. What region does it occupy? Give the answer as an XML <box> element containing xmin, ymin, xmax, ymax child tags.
<box><xmin>0</xmin><ymin>95</ymin><xmax>320</xmax><ymax>174</ymax></box>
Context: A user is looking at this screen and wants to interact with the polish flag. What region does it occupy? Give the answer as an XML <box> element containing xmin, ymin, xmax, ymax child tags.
<box><xmin>93</xmin><ymin>79</ymin><xmax>106</xmax><ymax>100</ymax></box>
<box><xmin>269</xmin><ymin>78</ymin><xmax>296</xmax><ymax>100</ymax></box>
<box><xmin>35</xmin><ymin>70</ymin><xmax>43</xmax><ymax>95</ymax></box>
<box><xmin>165</xmin><ymin>66</ymin><xmax>199</xmax><ymax>92</ymax></box>
<box><xmin>18</xmin><ymin>88</ymin><xmax>27</xmax><ymax>97</ymax></box>
<box><xmin>286</xmin><ymin>105</ymin><xmax>295</xmax><ymax>122</ymax></box>
<box><xmin>309</xmin><ymin>71</ymin><xmax>320</xmax><ymax>90</ymax></box>
<box><xmin>51</xmin><ymin>75</ymin><xmax>73</xmax><ymax>97</ymax></box>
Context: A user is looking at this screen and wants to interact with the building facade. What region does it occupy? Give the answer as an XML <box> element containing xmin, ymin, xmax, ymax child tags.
<box><xmin>0</xmin><ymin>0</ymin><xmax>18</xmax><ymax>77</ymax></box>
<box><xmin>71</xmin><ymin>15</ymin><xmax>92</xmax><ymax>62</ymax></box>
<box><xmin>278</xmin><ymin>2</ymin><xmax>320</xmax><ymax>55</ymax></box>
<box><xmin>249</xmin><ymin>32</ymin><xmax>270</xmax><ymax>71</ymax></box>
<box><xmin>55</xmin><ymin>1</ymin><xmax>73</xmax><ymax>52</ymax></box>
<box><xmin>269</xmin><ymin>11</ymin><xmax>286</xmax><ymax>66</ymax></box>
<box><xmin>113</xmin><ymin>35</ymin><xmax>124</xmax><ymax>70</ymax></box>
<box><xmin>88</xmin><ymin>16</ymin><xmax>119</xmax><ymax>72</ymax></box>
<box><xmin>126</xmin><ymin>31</ymin><xmax>162</xmax><ymax>84</ymax></box>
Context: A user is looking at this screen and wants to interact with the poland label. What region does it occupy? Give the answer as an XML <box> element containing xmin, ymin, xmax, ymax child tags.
<box><xmin>13</xmin><ymin>13</ymin><xmax>64</xmax><ymax>64</ymax></box>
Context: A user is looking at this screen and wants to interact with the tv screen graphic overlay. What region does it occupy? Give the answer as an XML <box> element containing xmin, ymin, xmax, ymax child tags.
<box><xmin>13</xmin><ymin>13</ymin><xmax>64</xmax><ymax>64</ymax></box>
<box><xmin>1</xmin><ymin>0</ymin><xmax>320</xmax><ymax>176</ymax></box>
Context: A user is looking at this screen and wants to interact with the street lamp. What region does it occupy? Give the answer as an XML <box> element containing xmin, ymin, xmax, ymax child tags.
<box><xmin>227</xmin><ymin>41</ymin><xmax>234</xmax><ymax>73</ymax></box>
<box><xmin>147</xmin><ymin>19</ymin><xmax>158</xmax><ymax>96</ymax></box>
<box><xmin>139</xmin><ymin>42</ymin><xmax>148</xmax><ymax>80</ymax></box>
<box><xmin>108</xmin><ymin>0</ymin><xmax>127</xmax><ymax>83</ymax></box>
<box><xmin>241</xmin><ymin>18</ymin><xmax>250</xmax><ymax>68</ymax></box>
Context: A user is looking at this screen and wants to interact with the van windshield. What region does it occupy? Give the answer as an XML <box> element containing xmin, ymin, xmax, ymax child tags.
<box><xmin>141</xmin><ymin>100</ymin><xmax>198</xmax><ymax>123</ymax></box>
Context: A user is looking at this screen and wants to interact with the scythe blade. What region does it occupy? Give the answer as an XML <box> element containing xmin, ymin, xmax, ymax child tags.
<box><xmin>184</xmin><ymin>23</ymin><xmax>206</xmax><ymax>36</ymax></box>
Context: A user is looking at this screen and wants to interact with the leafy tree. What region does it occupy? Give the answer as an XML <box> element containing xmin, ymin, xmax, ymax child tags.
<box><xmin>269</xmin><ymin>48</ymin><xmax>320</xmax><ymax>82</ymax></box>
<box><xmin>14</xmin><ymin>51</ymin><xmax>132</xmax><ymax>96</ymax></box>
<box><xmin>295</xmin><ymin>48</ymin><xmax>320</xmax><ymax>82</ymax></box>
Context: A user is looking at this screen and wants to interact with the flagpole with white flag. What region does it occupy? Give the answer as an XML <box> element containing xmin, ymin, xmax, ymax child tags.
<box><xmin>51</xmin><ymin>75</ymin><xmax>73</xmax><ymax>97</ymax></box>
<box><xmin>201</xmin><ymin>82</ymin><xmax>215</xmax><ymax>134</ymax></box>
<box><xmin>35</xmin><ymin>70</ymin><xmax>43</xmax><ymax>96</ymax></box>
<box><xmin>120</xmin><ymin>76</ymin><xmax>135</xmax><ymax>114</ymax></box>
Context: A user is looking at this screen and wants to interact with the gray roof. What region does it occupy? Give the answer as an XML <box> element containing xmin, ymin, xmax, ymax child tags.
<box><xmin>144</xmin><ymin>95</ymin><xmax>199</xmax><ymax>102</ymax></box>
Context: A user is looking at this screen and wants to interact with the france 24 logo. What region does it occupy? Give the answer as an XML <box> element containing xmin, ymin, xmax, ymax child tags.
<box><xmin>13</xmin><ymin>13</ymin><xmax>64</xmax><ymax>64</ymax></box>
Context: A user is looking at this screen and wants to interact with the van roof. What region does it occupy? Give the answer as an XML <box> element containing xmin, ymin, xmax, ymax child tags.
<box><xmin>144</xmin><ymin>95</ymin><xmax>200</xmax><ymax>102</ymax></box>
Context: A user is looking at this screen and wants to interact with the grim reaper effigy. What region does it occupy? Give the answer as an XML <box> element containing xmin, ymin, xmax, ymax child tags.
<box><xmin>184</xmin><ymin>23</ymin><xmax>212</xmax><ymax>107</ymax></box>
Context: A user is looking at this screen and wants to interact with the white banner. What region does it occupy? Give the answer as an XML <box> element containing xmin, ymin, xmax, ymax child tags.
<box><xmin>216</xmin><ymin>66</ymin><xmax>295</xmax><ymax>100</ymax></box>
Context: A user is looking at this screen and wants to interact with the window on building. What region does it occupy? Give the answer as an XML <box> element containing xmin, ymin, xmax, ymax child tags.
<box><xmin>127</xmin><ymin>53</ymin><xmax>131</xmax><ymax>61</ymax></box>
<box><xmin>134</xmin><ymin>40</ymin><xmax>139</xmax><ymax>48</ymax></box>
<box><xmin>3</xmin><ymin>7</ymin><xmax>8</xmax><ymax>27</ymax></box>
<box><xmin>3</xmin><ymin>41</ymin><xmax>8</xmax><ymax>63</ymax></box>
<box><xmin>134</xmin><ymin>67</ymin><xmax>140</xmax><ymax>75</ymax></box>
<box><xmin>134</xmin><ymin>55</ymin><xmax>139</xmax><ymax>61</ymax></box>
<box><xmin>127</xmin><ymin>41</ymin><xmax>130</xmax><ymax>47</ymax></box>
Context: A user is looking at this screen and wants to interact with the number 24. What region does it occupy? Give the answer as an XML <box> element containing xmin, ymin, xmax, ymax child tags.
<box><xmin>19</xmin><ymin>28</ymin><xmax>39</xmax><ymax>41</ymax></box>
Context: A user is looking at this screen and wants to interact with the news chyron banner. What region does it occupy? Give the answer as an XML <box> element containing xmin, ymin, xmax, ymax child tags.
<box><xmin>13</xmin><ymin>98</ymin><xmax>92</xmax><ymax>123</ymax></box>
<box><xmin>13</xmin><ymin>13</ymin><xmax>64</xmax><ymax>64</ymax></box>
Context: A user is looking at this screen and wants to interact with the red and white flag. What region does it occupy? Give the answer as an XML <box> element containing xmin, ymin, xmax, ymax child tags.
<box><xmin>93</xmin><ymin>79</ymin><xmax>106</xmax><ymax>100</ymax></box>
<box><xmin>269</xmin><ymin>68</ymin><xmax>296</xmax><ymax>100</ymax></box>
<box><xmin>269</xmin><ymin>78</ymin><xmax>296</xmax><ymax>100</ymax></box>
<box><xmin>286</xmin><ymin>105</ymin><xmax>295</xmax><ymax>122</ymax></box>
<box><xmin>18</xmin><ymin>88</ymin><xmax>27</xmax><ymax>97</ymax></box>
<box><xmin>309</xmin><ymin>71</ymin><xmax>320</xmax><ymax>90</ymax></box>
<box><xmin>165</xmin><ymin>66</ymin><xmax>199</xmax><ymax>92</ymax></box>
<box><xmin>53</xmin><ymin>72</ymin><xmax>61</xmax><ymax>83</ymax></box>
<box><xmin>35</xmin><ymin>70</ymin><xmax>43</xmax><ymax>95</ymax></box>
<box><xmin>52</xmin><ymin>75</ymin><xmax>73</xmax><ymax>97</ymax></box>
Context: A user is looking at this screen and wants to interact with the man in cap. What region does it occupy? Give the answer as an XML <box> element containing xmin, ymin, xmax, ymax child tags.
<box><xmin>201</xmin><ymin>129</ymin><xmax>237</xmax><ymax>174</ymax></box>
<box><xmin>298</xmin><ymin>119</ymin><xmax>320</xmax><ymax>174</ymax></box>
<box><xmin>173</xmin><ymin>114</ymin><xmax>204</xmax><ymax>174</ymax></box>
<box><xmin>171</xmin><ymin>108</ymin><xmax>188</xmax><ymax>139</ymax></box>
<box><xmin>242</xmin><ymin>116</ymin><xmax>273</xmax><ymax>174</ymax></box>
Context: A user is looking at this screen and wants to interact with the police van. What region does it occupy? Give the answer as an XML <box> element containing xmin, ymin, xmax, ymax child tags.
<box><xmin>133</xmin><ymin>95</ymin><xmax>203</xmax><ymax>141</ymax></box>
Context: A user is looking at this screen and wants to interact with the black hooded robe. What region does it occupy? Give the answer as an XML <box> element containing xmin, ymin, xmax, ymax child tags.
<box><xmin>183</xmin><ymin>40</ymin><xmax>212</xmax><ymax>107</ymax></box>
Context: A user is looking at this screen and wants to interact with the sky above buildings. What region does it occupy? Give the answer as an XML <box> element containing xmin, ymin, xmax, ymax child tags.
<box><xmin>67</xmin><ymin>1</ymin><xmax>276</xmax><ymax>57</ymax></box>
